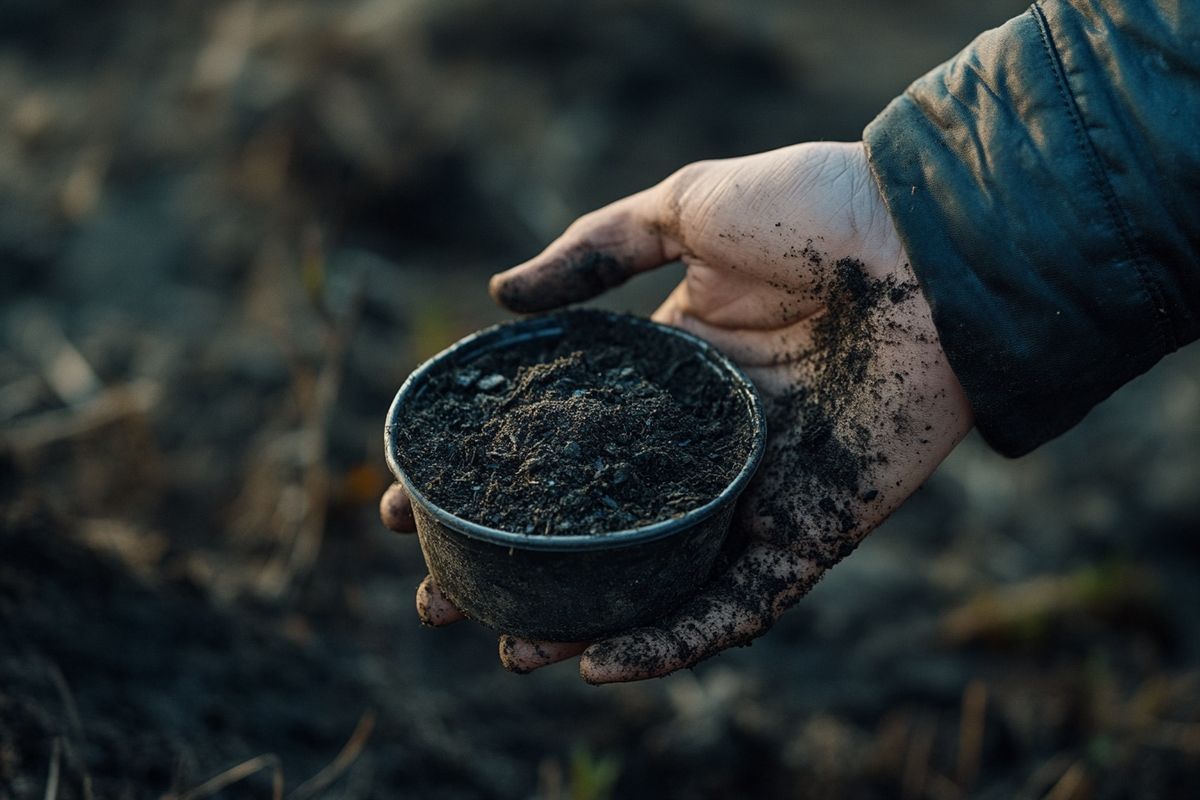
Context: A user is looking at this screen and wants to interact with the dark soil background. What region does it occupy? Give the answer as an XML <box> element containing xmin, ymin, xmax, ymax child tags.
<box><xmin>2</xmin><ymin>1</ymin><xmax>1198</xmax><ymax>798</ymax></box>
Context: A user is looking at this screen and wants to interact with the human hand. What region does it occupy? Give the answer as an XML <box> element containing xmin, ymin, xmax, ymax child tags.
<box><xmin>382</xmin><ymin>141</ymin><xmax>974</xmax><ymax>683</ymax></box>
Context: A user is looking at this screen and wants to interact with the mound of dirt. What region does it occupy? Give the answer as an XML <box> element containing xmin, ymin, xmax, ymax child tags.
<box><xmin>394</xmin><ymin>312</ymin><xmax>754</xmax><ymax>534</ymax></box>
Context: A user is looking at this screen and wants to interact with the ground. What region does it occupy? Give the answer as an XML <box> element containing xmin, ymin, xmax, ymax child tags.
<box><xmin>2</xmin><ymin>0</ymin><xmax>1199</xmax><ymax>797</ymax></box>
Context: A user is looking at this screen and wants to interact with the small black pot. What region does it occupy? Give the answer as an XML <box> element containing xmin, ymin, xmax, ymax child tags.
<box><xmin>384</xmin><ymin>311</ymin><xmax>766</xmax><ymax>641</ymax></box>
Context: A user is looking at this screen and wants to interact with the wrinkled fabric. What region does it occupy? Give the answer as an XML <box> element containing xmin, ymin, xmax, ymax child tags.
<box><xmin>865</xmin><ymin>0</ymin><xmax>1200</xmax><ymax>456</ymax></box>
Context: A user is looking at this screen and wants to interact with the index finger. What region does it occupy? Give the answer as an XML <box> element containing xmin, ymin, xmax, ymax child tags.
<box><xmin>489</xmin><ymin>176</ymin><xmax>696</xmax><ymax>313</ymax></box>
<box><xmin>579</xmin><ymin>542</ymin><xmax>823</xmax><ymax>684</ymax></box>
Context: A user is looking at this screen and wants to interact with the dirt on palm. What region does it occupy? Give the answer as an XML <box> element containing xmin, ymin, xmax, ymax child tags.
<box><xmin>393</xmin><ymin>312</ymin><xmax>754</xmax><ymax>534</ymax></box>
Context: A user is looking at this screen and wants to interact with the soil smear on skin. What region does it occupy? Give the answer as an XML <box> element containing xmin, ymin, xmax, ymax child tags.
<box><xmin>753</xmin><ymin>252</ymin><xmax>919</xmax><ymax>566</ymax></box>
<box><xmin>583</xmin><ymin>250</ymin><xmax>925</xmax><ymax>681</ymax></box>
<box><xmin>393</xmin><ymin>311</ymin><xmax>755</xmax><ymax>535</ymax></box>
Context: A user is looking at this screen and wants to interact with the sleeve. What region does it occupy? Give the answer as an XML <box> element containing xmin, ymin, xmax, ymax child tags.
<box><xmin>863</xmin><ymin>0</ymin><xmax>1200</xmax><ymax>456</ymax></box>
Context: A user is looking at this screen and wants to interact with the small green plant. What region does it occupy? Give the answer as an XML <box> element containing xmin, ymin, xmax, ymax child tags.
<box><xmin>567</xmin><ymin>744</ymin><xmax>621</xmax><ymax>800</ymax></box>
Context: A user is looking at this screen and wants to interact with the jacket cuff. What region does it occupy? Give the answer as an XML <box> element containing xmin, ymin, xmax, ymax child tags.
<box><xmin>863</xmin><ymin>6</ymin><xmax>1167</xmax><ymax>456</ymax></box>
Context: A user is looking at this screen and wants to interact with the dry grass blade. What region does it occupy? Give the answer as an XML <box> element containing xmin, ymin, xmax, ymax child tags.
<box><xmin>902</xmin><ymin>716</ymin><xmax>936</xmax><ymax>800</ymax></box>
<box><xmin>957</xmin><ymin>680</ymin><xmax>987</xmax><ymax>790</ymax></box>
<box><xmin>289</xmin><ymin>710</ymin><xmax>376</xmax><ymax>800</ymax></box>
<box><xmin>44</xmin><ymin>659</ymin><xmax>95</xmax><ymax>800</ymax></box>
<box><xmin>46</xmin><ymin>663</ymin><xmax>84</xmax><ymax>738</ymax></box>
<box><xmin>257</xmin><ymin>268</ymin><xmax>365</xmax><ymax>599</ymax></box>
<box><xmin>2</xmin><ymin>380</ymin><xmax>161</xmax><ymax>455</ymax></box>
<box><xmin>927</xmin><ymin>772</ymin><xmax>962</xmax><ymax>800</ymax></box>
<box><xmin>940</xmin><ymin>565</ymin><xmax>1152</xmax><ymax>646</ymax></box>
<box><xmin>172</xmin><ymin>754</ymin><xmax>284</xmax><ymax>800</ymax></box>
<box><xmin>1043</xmin><ymin>761</ymin><xmax>1088</xmax><ymax>800</ymax></box>
<box><xmin>44</xmin><ymin>738</ymin><xmax>62</xmax><ymax>800</ymax></box>
<box><xmin>7</xmin><ymin>306</ymin><xmax>101</xmax><ymax>405</ymax></box>
<box><xmin>1141</xmin><ymin>720</ymin><xmax>1200</xmax><ymax>755</ymax></box>
<box><xmin>1022</xmin><ymin>754</ymin><xmax>1073</xmax><ymax>800</ymax></box>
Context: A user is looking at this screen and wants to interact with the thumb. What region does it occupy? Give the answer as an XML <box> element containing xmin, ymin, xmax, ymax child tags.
<box><xmin>489</xmin><ymin>184</ymin><xmax>686</xmax><ymax>314</ymax></box>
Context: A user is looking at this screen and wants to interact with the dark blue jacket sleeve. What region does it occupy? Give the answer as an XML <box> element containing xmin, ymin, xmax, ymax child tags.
<box><xmin>864</xmin><ymin>0</ymin><xmax>1200</xmax><ymax>456</ymax></box>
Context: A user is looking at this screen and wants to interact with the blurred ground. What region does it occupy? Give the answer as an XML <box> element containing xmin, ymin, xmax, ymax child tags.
<box><xmin>2</xmin><ymin>0</ymin><xmax>1199</xmax><ymax>798</ymax></box>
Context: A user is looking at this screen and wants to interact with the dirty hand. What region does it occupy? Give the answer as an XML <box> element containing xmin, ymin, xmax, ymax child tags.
<box><xmin>381</xmin><ymin>141</ymin><xmax>974</xmax><ymax>683</ymax></box>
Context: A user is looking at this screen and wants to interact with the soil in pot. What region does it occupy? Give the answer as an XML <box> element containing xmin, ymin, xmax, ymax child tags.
<box><xmin>393</xmin><ymin>312</ymin><xmax>755</xmax><ymax>535</ymax></box>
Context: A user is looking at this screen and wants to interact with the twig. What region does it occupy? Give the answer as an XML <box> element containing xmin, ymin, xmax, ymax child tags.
<box><xmin>43</xmin><ymin>738</ymin><xmax>61</xmax><ymax>800</ymax></box>
<box><xmin>172</xmin><ymin>754</ymin><xmax>284</xmax><ymax>800</ymax></box>
<box><xmin>290</xmin><ymin>711</ymin><xmax>376</xmax><ymax>800</ymax></box>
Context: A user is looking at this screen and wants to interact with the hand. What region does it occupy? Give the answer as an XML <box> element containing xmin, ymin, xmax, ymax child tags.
<box><xmin>381</xmin><ymin>141</ymin><xmax>974</xmax><ymax>683</ymax></box>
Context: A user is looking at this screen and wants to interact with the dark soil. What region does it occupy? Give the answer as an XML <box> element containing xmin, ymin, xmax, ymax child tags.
<box><xmin>394</xmin><ymin>312</ymin><xmax>753</xmax><ymax>534</ymax></box>
<box><xmin>0</xmin><ymin>501</ymin><xmax>501</xmax><ymax>799</ymax></box>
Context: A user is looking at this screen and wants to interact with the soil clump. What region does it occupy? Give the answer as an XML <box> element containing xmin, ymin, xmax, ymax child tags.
<box><xmin>394</xmin><ymin>312</ymin><xmax>754</xmax><ymax>535</ymax></box>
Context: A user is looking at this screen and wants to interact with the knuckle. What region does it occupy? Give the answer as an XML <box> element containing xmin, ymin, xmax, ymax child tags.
<box><xmin>660</xmin><ymin>160</ymin><xmax>714</xmax><ymax>219</ymax></box>
<box><xmin>665</xmin><ymin>158</ymin><xmax>710</xmax><ymax>190</ymax></box>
